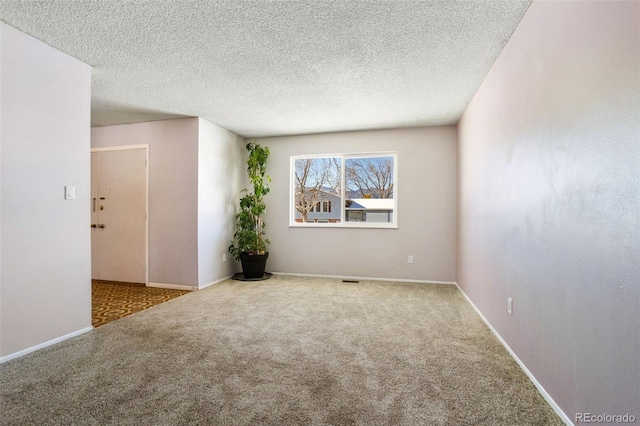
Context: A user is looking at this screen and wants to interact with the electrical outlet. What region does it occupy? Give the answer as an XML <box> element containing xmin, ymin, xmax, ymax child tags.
<box><xmin>222</xmin><ymin>254</ymin><xmax>227</xmax><ymax>262</ymax></box>
<box><xmin>507</xmin><ymin>297</ymin><xmax>513</xmax><ymax>315</ymax></box>
<box><xmin>408</xmin><ymin>255</ymin><xmax>414</xmax><ymax>264</ymax></box>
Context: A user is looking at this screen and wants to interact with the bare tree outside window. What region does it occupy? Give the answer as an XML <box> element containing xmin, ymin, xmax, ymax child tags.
<box><xmin>345</xmin><ymin>156</ymin><xmax>394</xmax><ymax>199</ymax></box>
<box><xmin>291</xmin><ymin>153</ymin><xmax>397</xmax><ymax>227</ymax></box>
<box><xmin>294</xmin><ymin>157</ymin><xmax>341</xmax><ymax>222</ymax></box>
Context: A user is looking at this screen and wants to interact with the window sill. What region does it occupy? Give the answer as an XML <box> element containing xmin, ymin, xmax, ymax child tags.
<box><xmin>289</xmin><ymin>223</ymin><xmax>398</xmax><ymax>229</ymax></box>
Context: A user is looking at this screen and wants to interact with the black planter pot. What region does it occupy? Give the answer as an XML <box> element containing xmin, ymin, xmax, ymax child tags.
<box><xmin>239</xmin><ymin>252</ymin><xmax>269</xmax><ymax>279</ymax></box>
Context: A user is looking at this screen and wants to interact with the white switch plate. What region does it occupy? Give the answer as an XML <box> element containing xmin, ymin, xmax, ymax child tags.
<box><xmin>507</xmin><ymin>297</ymin><xmax>513</xmax><ymax>315</ymax></box>
<box><xmin>65</xmin><ymin>186</ymin><xmax>75</xmax><ymax>200</ymax></box>
<box><xmin>408</xmin><ymin>255</ymin><xmax>414</xmax><ymax>264</ymax></box>
<box><xmin>222</xmin><ymin>254</ymin><xmax>227</xmax><ymax>262</ymax></box>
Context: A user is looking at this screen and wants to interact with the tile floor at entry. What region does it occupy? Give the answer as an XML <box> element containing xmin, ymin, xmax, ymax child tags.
<box><xmin>92</xmin><ymin>280</ymin><xmax>190</xmax><ymax>327</ymax></box>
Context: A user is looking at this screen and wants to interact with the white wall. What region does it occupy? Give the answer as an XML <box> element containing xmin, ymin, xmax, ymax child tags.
<box><xmin>458</xmin><ymin>1</ymin><xmax>639</xmax><ymax>421</ymax></box>
<box><xmin>0</xmin><ymin>23</ymin><xmax>92</xmax><ymax>358</ymax></box>
<box><xmin>92</xmin><ymin>119</ymin><xmax>200</xmax><ymax>287</ymax></box>
<box><xmin>255</xmin><ymin>127</ymin><xmax>457</xmax><ymax>282</ymax></box>
<box><xmin>197</xmin><ymin>118</ymin><xmax>246</xmax><ymax>287</ymax></box>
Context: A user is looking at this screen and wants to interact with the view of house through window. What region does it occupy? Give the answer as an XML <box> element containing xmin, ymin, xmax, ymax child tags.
<box><xmin>291</xmin><ymin>153</ymin><xmax>396</xmax><ymax>227</ymax></box>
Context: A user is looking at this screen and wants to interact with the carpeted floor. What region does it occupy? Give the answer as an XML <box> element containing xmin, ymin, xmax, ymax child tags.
<box><xmin>0</xmin><ymin>275</ymin><xmax>562</xmax><ymax>425</ymax></box>
<box><xmin>92</xmin><ymin>280</ymin><xmax>190</xmax><ymax>327</ymax></box>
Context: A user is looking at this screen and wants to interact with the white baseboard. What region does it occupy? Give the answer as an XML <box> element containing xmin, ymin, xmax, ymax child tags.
<box><xmin>455</xmin><ymin>283</ymin><xmax>573</xmax><ymax>426</ymax></box>
<box><xmin>0</xmin><ymin>326</ymin><xmax>93</xmax><ymax>364</ymax></box>
<box><xmin>148</xmin><ymin>282</ymin><xmax>197</xmax><ymax>291</ymax></box>
<box><xmin>271</xmin><ymin>271</ymin><xmax>456</xmax><ymax>285</ymax></box>
<box><xmin>198</xmin><ymin>274</ymin><xmax>233</xmax><ymax>290</ymax></box>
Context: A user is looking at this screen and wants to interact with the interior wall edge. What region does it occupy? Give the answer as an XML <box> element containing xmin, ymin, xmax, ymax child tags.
<box><xmin>197</xmin><ymin>274</ymin><xmax>234</xmax><ymax>290</ymax></box>
<box><xmin>271</xmin><ymin>272</ymin><xmax>457</xmax><ymax>286</ymax></box>
<box><xmin>0</xmin><ymin>326</ymin><xmax>93</xmax><ymax>364</ymax></box>
<box><xmin>147</xmin><ymin>282</ymin><xmax>198</xmax><ymax>291</ymax></box>
<box><xmin>455</xmin><ymin>284</ymin><xmax>573</xmax><ymax>425</ymax></box>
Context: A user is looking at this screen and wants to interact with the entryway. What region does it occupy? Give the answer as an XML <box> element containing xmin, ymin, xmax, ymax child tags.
<box><xmin>91</xmin><ymin>280</ymin><xmax>189</xmax><ymax>327</ymax></box>
<box><xmin>91</xmin><ymin>145</ymin><xmax>159</xmax><ymax>327</ymax></box>
<box><xmin>91</xmin><ymin>146</ymin><xmax>148</xmax><ymax>283</ymax></box>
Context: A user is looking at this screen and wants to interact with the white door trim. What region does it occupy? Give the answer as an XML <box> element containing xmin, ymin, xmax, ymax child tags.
<box><xmin>91</xmin><ymin>144</ymin><xmax>149</xmax><ymax>285</ymax></box>
<box><xmin>92</xmin><ymin>144</ymin><xmax>149</xmax><ymax>152</ymax></box>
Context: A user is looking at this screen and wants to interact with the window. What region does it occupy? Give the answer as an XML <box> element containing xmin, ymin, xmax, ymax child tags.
<box><xmin>310</xmin><ymin>201</ymin><xmax>331</xmax><ymax>213</ymax></box>
<box><xmin>290</xmin><ymin>153</ymin><xmax>397</xmax><ymax>228</ymax></box>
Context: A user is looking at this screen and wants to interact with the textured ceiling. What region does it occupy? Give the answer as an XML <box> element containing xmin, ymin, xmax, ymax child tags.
<box><xmin>0</xmin><ymin>1</ymin><xmax>531</xmax><ymax>137</ymax></box>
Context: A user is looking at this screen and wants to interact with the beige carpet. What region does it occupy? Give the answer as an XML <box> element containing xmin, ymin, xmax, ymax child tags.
<box><xmin>0</xmin><ymin>275</ymin><xmax>561</xmax><ymax>425</ymax></box>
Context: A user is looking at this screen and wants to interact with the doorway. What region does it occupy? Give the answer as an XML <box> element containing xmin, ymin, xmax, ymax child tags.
<box><xmin>91</xmin><ymin>145</ymin><xmax>148</xmax><ymax>284</ymax></box>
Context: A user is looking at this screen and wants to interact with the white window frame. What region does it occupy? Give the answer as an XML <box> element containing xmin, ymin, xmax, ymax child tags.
<box><xmin>289</xmin><ymin>152</ymin><xmax>398</xmax><ymax>229</ymax></box>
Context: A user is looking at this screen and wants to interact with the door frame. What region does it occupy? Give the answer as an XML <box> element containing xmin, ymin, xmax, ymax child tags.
<box><xmin>91</xmin><ymin>144</ymin><xmax>149</xmax><ymax>285</ymax></box>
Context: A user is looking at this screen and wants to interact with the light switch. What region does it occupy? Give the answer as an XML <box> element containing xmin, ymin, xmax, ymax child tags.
<box><xmin>65</xmin><ymin>186</ymin><xmax>75</xmax><ymax>200</ymax></box>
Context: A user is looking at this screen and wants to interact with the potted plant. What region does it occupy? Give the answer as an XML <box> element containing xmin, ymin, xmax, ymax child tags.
<box><xmin>229</xmin><ymin>142</ymin><xmax>271</xmax><ymax>279</ymax></box>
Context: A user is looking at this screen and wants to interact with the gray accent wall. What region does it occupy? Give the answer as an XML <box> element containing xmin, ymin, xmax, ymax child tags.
<box><xmin>457</xmin><ymin>1</ymin><xmax>639</xmax><ymax>420</ymax></box>
<box><xmin>256</xmin><ymin>127</ymin><xmax>457</xmax><ymax>282</ymax></box>
<box><xmin>0</xmin><ymin>23</ymin><xmax>92</xmax><ymax>357</ymax></box>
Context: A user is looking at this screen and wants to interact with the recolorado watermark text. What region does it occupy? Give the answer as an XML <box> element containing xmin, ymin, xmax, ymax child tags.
<box><xmin>575</xmin><ymin>413</ymin><xmax>636</xmax><ymax>423</ymax></box>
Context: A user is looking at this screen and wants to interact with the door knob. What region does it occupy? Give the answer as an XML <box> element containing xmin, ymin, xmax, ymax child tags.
<box><xmin>97</xmin><ymin>224</ymin><xmax>106</xmax><ymax>229</ymax></box>
<box><xmin>91</xmin><ymin>224</ymin><xmax>97</xmax><ymax>228</ymax></box>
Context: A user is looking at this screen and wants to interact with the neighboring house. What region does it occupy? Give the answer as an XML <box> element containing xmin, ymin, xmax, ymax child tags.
<box><xmin>295</xmin><ymin>191</ymin><xmax>394</xmax><ymax>223</ymax></box>
<box><xmin>346</xmin><ymin>198</ymin><xmax>394</xmax><ymax>223</ymax></box>
<box><xmin>294</xmin><ymin>188</ymin><xmax>341</xmax><ymax>223</ymax></box>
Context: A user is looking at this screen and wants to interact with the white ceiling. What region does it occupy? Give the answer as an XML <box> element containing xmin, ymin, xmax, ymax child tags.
<box><xmin>0</xmin><ymin>1</ymin><xmax>531</xmax><ymax>138</ymax></box>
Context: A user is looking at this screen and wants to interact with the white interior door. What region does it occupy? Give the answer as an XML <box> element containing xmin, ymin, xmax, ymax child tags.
<box><xmin>91</xmin><ymin>148</ymin><xmax>147</xmax><ymax>283</ymax></box>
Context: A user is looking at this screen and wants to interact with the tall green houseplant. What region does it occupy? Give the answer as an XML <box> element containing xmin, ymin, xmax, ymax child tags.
<box><xmin>229</xmin><ymin>142</ymin><xmax>271</xmax><ymax>261</ymax></box>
